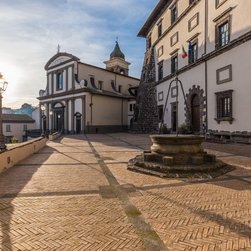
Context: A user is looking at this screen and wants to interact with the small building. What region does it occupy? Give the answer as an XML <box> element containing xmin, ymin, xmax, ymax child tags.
<box><xmin>3</xmin><ymin>114</ymin><xmax>35</xmax><ymax>143</ymax></box>
<box><xmin>38</xmin><ymin>42</ymin><xmax>139</xmax><ymax>133</ymax></box>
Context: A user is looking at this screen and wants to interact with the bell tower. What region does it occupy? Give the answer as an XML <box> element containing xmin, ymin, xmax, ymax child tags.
<box><xmin>104</xmin><ymin>41</ymin><xmax>130</xmax><ymax>76</ymax></box>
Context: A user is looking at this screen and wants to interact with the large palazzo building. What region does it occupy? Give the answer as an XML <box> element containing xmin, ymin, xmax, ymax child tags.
<box><xmin>38</xmin><ymin>42</ymin><xmax>139</xmax><ymax>134</ymax></box>
<box><xmin>135</xmin><ymin>0</ymin><xmax>251</xmax><ymax>141</ymax></box>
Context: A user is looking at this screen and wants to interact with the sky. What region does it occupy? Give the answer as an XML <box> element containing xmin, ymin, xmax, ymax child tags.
<box><xmin>0</xmin><ymin>0</ymin><xmax>157</xmax><ymax>108</ymax></box>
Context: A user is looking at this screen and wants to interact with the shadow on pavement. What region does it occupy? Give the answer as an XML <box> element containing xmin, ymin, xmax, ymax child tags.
<box><xmin>0</xmin><ymin>146</ymin><xmax>52</xmax><ymax>251</ymax></box>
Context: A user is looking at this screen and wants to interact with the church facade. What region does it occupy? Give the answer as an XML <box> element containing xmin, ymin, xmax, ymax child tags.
<box><xmin>136</xmin><ymin>0</ymin><xmax>251</xmax><ymax>142</ymax></box>
<box><xmin>38</xmin><ymin>42</ymin><xmax>139</xmax><ymax>134</ymax></box>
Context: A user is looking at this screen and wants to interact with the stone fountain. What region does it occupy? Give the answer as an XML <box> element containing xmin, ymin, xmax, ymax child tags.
<box><xmin>128</xmin><ymin>135</ymin><xmax>233</xmax><ymax>179</ymax></box>
<box><xmin>129</xmin><ymin>75</ymin><xmax>233</xmax><ymax>178</ymax></box>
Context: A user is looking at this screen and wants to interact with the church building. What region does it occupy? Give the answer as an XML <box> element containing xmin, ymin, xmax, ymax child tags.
<box><xmin>38</xmin><ymin>42</ymin><xmax>139</xmax><ymax>134</ymax></box>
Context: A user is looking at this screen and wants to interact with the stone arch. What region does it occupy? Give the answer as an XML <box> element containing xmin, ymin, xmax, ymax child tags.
<box><xmin>184</xmin><ymin>85</ymin><xmax>206</xmax><ymax>133</ymax></box>
<box><xmin>52</xmin><ymin>101</ymin><xmax>65</xmax><ymax>109</ymax></box>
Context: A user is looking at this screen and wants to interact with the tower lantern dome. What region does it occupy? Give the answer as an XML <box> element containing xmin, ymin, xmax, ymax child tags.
<box><xmin>104</xmin><ymin>40</ymin><xmax>131</xmax><ymax>76</ymax></box>
<box><xmin>110</xmin><ymin>41</ymin><xmax>125</xmax><ymax>60</ymax></box>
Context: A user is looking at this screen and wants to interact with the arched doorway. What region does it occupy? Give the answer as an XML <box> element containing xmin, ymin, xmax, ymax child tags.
<box><xmin>191</xmin><ymin>94</ymin><xmax>200</xmax><ymax>132</ymax></box>
<box><xmin>52</xmin><ymin>102</ymin><xmax>65</xmax><ymax>132</ymax></box>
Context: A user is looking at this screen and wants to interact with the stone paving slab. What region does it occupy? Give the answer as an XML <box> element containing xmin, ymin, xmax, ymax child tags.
<box><xmin>0</xmin><ymin>196</ymin><xmax>145</xmax><ymax>251</ymax></box>
<box><xmin>0</xmin><ymin>133</ymin><xmax>251</xmax><ymax>251</ymax></box>
<box><xmin>0</xmin><ymin>163</ymin><xmax>108</xmax><ymax>196</ymax></box>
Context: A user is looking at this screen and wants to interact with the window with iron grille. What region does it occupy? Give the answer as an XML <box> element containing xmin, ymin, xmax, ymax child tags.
<box><xmin>215</xmin><ymin>90</ymin><xmax>233</xmax><ymax>123</ymax></box>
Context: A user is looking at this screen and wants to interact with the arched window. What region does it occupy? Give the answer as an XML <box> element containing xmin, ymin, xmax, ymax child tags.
<box><xmin>120</xmin><ymin>69</ymin><xmax>125</xmax><ymax>75</ymax></box>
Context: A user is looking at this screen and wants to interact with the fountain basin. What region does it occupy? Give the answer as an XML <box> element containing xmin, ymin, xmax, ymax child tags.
<box><xmin>150</xmin><ymin>135</ymin><xmax>204</xmax><ymax>154</ymax></box>
<box><xmin>128</xmin><ymin>134</ymin><xmax>234</xmax><ymax>179</ymax></box>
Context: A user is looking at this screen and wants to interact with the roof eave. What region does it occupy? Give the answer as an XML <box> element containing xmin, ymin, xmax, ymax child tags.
<box><xmin>137</xmin><ymin>0</ymin><xmax>171</xmax><ymax>38</ymax></box>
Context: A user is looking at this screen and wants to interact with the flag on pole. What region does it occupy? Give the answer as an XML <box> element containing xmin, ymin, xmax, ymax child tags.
<box><xmin>182</xmin><ymin>45</ymin><xmax>187</xmax><ymax>58</ymax></box>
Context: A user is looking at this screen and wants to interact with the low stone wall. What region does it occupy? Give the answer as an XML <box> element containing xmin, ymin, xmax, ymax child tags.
<box><xmin>206</xmin><ymin>130</ymin><xmax>251</xmax><ymax>144</ymax></box>
<box><xmin>49</xmin><ymin>132</ymin><xmax>61</xmax><ymax>141</ymax></box>
<box><xmin>0</xmin><ymin>137</ymin><xmax>47</xmax><ymax>174</ymax></box>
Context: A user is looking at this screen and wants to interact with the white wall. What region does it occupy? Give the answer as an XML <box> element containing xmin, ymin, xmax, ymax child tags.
<box><xmin>207</xmin><ymin>41</ymin><xmax>251</xmax><ymax>132</ymax></box>
<box><xmin>3</xmin><ymin>122</ymin><xmax>35</xmax><ymax>143</ymax></box>
<box><xmin>32</xmin><ymin>108</ymin><xmax>40</xmax><ymax>129</ymax></box>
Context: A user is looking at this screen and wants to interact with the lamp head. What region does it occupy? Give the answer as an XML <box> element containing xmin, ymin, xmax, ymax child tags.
<box><xmin>0</xmin><ymin>73</ymin><xmax>8</xmax><ymax>93</ymax></box>
<box><xmin>41</xmin><ymin>105</ymin><xmax>46</xmax><ymax>111</ymax></box>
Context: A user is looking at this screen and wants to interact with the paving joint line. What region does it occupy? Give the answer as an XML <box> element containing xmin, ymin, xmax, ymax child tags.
<box><xmin>0</xmin><ymin>189</ymin><xmax>100</xmax><ymax>199</ymax></box>
<box><xmin>86</xmin><ymin>135</ymin><xmax>169</xmax><ymax>251</ymax></box>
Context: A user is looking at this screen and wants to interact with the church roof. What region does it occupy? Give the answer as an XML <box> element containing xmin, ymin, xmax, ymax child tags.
<box><xmin>44</xmin><ymin>52</ymin><xmax>80</xmax><ymax>70</ymax></box>
<box><xmin>110</xmin><ymin>41</ymin><xmax>125</xmax><ymax>59</ymax></box>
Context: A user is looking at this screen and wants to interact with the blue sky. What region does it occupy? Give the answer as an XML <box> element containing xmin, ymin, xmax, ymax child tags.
<box><xmin>0</xmin><ymin>0</ymin><xmax>156</xmax><ymax>108</ymax></box>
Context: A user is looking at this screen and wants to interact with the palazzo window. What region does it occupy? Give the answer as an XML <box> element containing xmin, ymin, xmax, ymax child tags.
<box><xmin>216</xmin><ymin>20</ymin><xmax>230</xmax><ymax>48</ymax></box>
<box><xmin>215</xmin><ymin>90</ymin><xmax>233</xmax><ymax>123</ymax></box>
<box><xmin>56</xmin><ymin>72</ymin><xmax>63</xmax><ymax>90</ymax></box>
<box><xmin>189</xmin><ymin>41</ymin><xmax>198</xmax><ymax>64</ymax></box>
<box><xmin>98</xmin><ymin>81</ymin><xmax>103</xmax><ymax>90</ymax></box>
<box><xmin>171</xmin><ymin>5</ymin><xmax>178</xmax><ymax>24</ymax></box>
<box><xmin>23</xmin><ymin>124</ymin><xmax>28</xmax><ymax>131</ymax></box>
<box><xmin>130</xmin><ymin>104</ymin><xmax>136</xmax><ymax>112</ymax></box>
<box><xmin>216</xmin><ymin>0</ymin><xmax>228</xmax><ymax>9</ymax></box>
<box><xmin>147</xmin><ymin>35</ymin><xmax>152</xmax><ymax>49</ymax></box>
<box><xmin>158</xmin><ymin>61</ymin><xmax>164</xmax><ymax>81</ymax></box>
<box><xmin>171</xmin><ymin>55</ymin><xmax>178</xmax><ymax>74</ymax></box>
<box><xmin>158</xmin><ymin>105</ymin><xmax>164</xmax><ymax>122</ymax></box>
<box><xmin>6</xmin><ymin>125</ymin><xmax>11</xmax><ymax>132</ymax></box>
<box><xmin>158</xmin><ymin>21</ymin><xmax>162</xmax><ymax>38</ymax></box>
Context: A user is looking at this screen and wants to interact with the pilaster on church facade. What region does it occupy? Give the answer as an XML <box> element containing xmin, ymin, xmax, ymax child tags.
<box><xmin>135</xmin><ymin>0</ymin><xmax>251</xmax><ymax>142</ymax></box>
<box><xmin>38</xmin><ymin>42</ymin><xmax>140</xmax><ymax>134</ymax></box>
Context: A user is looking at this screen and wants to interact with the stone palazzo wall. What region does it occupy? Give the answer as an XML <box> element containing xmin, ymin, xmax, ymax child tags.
<box><xmin>133</xmin><ymin>48</ymin><xmax>158</xmax><ymax>133</ymax></box>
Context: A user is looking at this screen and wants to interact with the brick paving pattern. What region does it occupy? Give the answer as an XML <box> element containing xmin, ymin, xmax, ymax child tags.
<box><xmin>0</xmin><ymin>133</ymin><xmax>250</xmax><ymax>250</ymax></box>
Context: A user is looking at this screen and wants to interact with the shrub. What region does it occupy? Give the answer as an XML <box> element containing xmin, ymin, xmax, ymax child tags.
<box><xmin>11</xmin><ymin>137</ymin><xmax>19</xmax><ymax>143</ymax></box>
<box><xmin>160</xmin><ymin>124</ymin><xmax>171</xmax><ymax>134</ymax></box>
<box><xmin>177</xmin><ymin>123</ymin><xmax>190</xmax><ymax>134</ymax></box>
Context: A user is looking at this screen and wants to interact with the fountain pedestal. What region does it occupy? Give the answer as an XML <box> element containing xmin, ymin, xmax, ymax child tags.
<box><xmin>128</xmin><ymin>135</ymin><xmax>233</xmax><ymax>178</ymax></box>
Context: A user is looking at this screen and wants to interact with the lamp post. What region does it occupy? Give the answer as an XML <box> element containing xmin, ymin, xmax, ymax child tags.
<box><xmin>0</xmin><ymin>73</ymin><xmax>8</xmax><ymax>151</ymax></box>
<box><xmin>41</xmin><ymin>105</ymin><xmax>46</xmax><ymax>137</ymax></box>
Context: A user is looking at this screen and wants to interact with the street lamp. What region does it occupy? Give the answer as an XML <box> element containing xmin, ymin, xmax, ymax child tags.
<box><xmin>41</xmin><ymin>104</ymin><xmax>46</xmax><ymax>137</ymax></box>
<box><xmin>0</xmin><ymin>73</ymin><xmax>8</xmax><ymax>151</ymax></box>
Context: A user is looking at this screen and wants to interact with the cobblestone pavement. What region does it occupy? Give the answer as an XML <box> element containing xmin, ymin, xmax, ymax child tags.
<box><xmin>0</xmin><ymin>133</ymin><xmax>250</xmax><ymax>251</ymax></box>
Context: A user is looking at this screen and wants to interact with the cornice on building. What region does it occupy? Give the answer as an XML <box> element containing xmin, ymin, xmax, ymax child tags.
<box><xmin>156</xmin><ymin>30</ymin><xmax>251</xmax><ymax>85</ymax></box>
<box><xmin>138</xmin><ymin>0</ymin><xmax>172</xmax><ymax>37</ymax></box>
<box><xmin>78</xmin><ymin>62</ymin><xmax>139</xmax><ymax>81</ymax></box>
<box><xmin>38</xmin><ymin>87</ymin><xmax>135</xmax><ymax>101</ymax></box>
